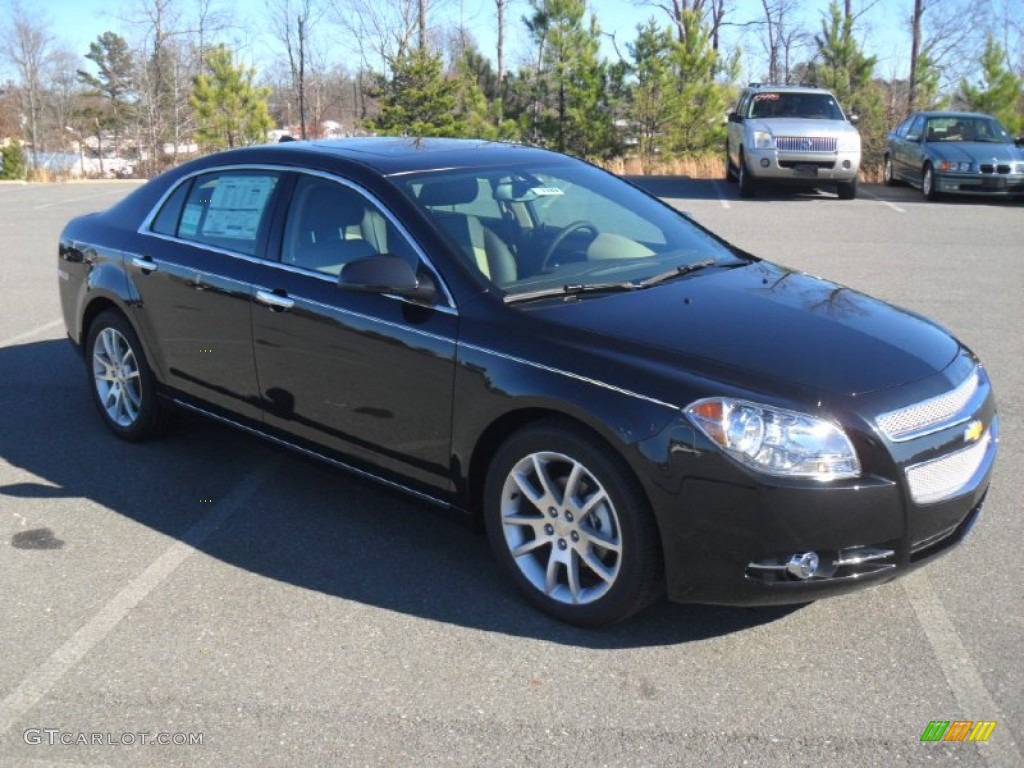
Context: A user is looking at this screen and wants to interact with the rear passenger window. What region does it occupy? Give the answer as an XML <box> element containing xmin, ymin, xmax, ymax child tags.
<box><xmin>151</xmin><ymin>180</ymin><xmax>191</xmax><ymax>236</ymax></box>
<box><xmin>175</xmin><ymin>171</ymin><xmax>280</xmax><ymax>256</ymax></box>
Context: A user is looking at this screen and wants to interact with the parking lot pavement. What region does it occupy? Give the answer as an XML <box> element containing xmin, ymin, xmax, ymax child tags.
<box><xmin>1</xmin><ymin>180</ymin><xmax>1020</xmax><ymax>767</ymax></box>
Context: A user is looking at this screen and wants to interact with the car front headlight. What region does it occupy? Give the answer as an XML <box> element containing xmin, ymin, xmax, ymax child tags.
<box><xmin>685</xmin><ymin>398</ymin><xmax>861</xmax><ymax>480</ymax></box>
<box><xmin>837</xmin><ymin>132</ymin><xmax>860</xmax><ymax>151</ymax></box>
<box><xmin>751</xmin><ymin>131</ymin><xmax>775</xmax><ymax>149</ymax></box>
<box><xmin>938</xmin><ymin>160</ymin><xmax>972</xmax><ymax>172</ymax></box>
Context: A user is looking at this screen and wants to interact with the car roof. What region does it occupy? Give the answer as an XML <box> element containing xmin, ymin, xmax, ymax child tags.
<box><xmin>209</xmin><ymin>137</ymin><xmax>574</xmax><ymax>177</ymax></box>
<box><xmin>743</xmin><ymin>84</ymin><xmax>834</xmax><ymax>95</ymax></box>
<box><xmin>913</xmin><ymin>111</ymin><xmax>998</xmax><ymax>120</ymax></box>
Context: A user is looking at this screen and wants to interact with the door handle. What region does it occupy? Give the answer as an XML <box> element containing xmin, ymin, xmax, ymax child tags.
<box><xmin>132</xmin><ymin>256</ymin><xmax>158</xmax><ymax>274</ymax></box>
<box><xmin>255</xmin><ymin>289</ymin><xmax>295</xmax><ymax>311</ymax></box>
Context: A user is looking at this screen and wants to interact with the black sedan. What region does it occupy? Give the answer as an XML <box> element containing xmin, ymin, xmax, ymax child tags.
<box><xmin>58</xmin><ymin>139</ymin><xmax>998</xmax><ymax>626</ymax></box>
<box><xmin>884</xmin><ymin>110</ymin><xmax>1024</xmax><ymax>199</ymax></box>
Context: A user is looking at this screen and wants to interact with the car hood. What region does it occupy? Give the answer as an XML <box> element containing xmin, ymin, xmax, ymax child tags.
<box><xmin>929</xmin><ymin>142</ymin><xmax>1024</xmax><ymax>163</ymax></box>
<box><xmin>525</xmin><ymin>262</ymin><xmax>959</xmax><ymax>398</ymax></box>
<box><xmin>751</xmin><ymin>118</ymin><xmax>860</xmax><ymax>138</ymax></box>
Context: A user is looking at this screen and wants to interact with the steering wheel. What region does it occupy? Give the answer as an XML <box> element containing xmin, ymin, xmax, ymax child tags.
<box><xmin>541</xmin><ymin>221</ymin><xmax>599</xmax><ymax>270</ymax></box>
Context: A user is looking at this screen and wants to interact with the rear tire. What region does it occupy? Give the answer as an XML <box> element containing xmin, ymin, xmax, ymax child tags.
<box><xmin>724</xmin><ymin>141</ymin><xmax>737</xmax><ymax>182</ymax></box>
<box><xmin>85</xmin><ymin>309</ymin><xmax>169</xmax><ymax>442</ymax></box>
<box><xmin>883</xmin><ymin>155</ymin><xmax>897</xmax><ymax>186</ymax></box>
<box><xmin>483</xmin><ymin>421</ymin><xmax>663</xmax><ymax>626</ymax></box>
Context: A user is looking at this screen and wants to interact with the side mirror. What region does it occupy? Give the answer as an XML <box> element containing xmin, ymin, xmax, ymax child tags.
<box><xmin>727</xmin><ymin>112</ymin><xmax>743</xmax><ymax>124</ymax></box>
<box><xmin>339</xmin><ymin>255</ymin><xmax>436</xmax><ymax>303</ymax></box>
<box><xmin>1016</xmin><ymin>135</ymin><xmax>1024</xmax><ymax>147</ymax></box>
<box><xmin>848</xmin><ymin>114</ymin><xmax>860</xmax><ymax>125</ymax></box>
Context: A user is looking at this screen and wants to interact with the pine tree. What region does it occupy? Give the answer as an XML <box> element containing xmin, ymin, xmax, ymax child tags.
<box><xmin>77</xmin><ymin>32</ymin><xmax>135</xmax><ymax>156</ymax></box>
<box><xmin>807</xmin><ymin>1</ymin><xmax>885</xmax><ymax>170</ymax></box>
<box><xmin>371</xmin><ymin>48</ymin><xmax>460</xmax><ymax>137</ymax></box>
<box><xmin>628</xmin><ymin>21</ymin><xmax>677</xmax><ymax>170</ymax></box>
<box><xmin>190</xmin><ymin>47</ymin><xmax>273</xmax><ymax>150</ymax></box>
<box><xmin>0</xmin><ymin>140</ymin><xmax>28</xmax><ymax>180</ymax></box>
<box><xmin>959</xmin><ymin>37</ymin><xmax>1023</xmax><ymax>135</ymax></box>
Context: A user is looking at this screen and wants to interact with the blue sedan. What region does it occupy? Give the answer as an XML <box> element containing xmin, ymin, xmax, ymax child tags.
<box><xmin>884</xmin><ymin>111</ymin><xmax>1024</xmax><ymax>200</ymax></box>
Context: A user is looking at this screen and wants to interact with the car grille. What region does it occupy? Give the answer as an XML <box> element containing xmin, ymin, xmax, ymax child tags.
<box><xmin>775</xmin><ymin>136</ymin><xmax>837</xmax><ymax>153</ymax></box>
<box><xmin>905</xmin><ymin>430</ymin><xmax>991</xmax><ymax>504</ymax></box>
<box><xmin>979</xmin><ymin>164</ymin><xmax>1012</xmax><ymax>174</ymax></box>
<box><xmin>876</xmin><ymin>368</ymin><xmax>979</xmax><ymax>441</ymax></box>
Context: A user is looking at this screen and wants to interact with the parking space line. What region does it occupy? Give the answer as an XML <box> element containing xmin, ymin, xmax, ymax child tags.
<box><xmin>711</xmin><ymin>181</ymin><xmax>732</xmax><ymax>209</ymax></box>
<box><xmin>862</xmin><ymin>190</ymin><xmax>906</xmax><ymax>214</ymax></box>
<box><xmin>0</xmin><ymin>319</ymin><xmax>64</xmax><ymax>349</ymax></box>
<box><xmin>0</xmin><ymin>454</ymin><xmax>283</xmax><ymax>738</ymax></box>
<box><xmin>903</xmin><ymin>572</ymin><xmax>1020</xmax><ymax>766</ymax></box>
<box><xmin>32</xmin><ymin>188</ymin><xmax>129</xmax><ymax>210</ymax></box>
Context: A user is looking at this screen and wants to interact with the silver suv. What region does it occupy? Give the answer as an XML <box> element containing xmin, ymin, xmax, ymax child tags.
<box><xmin>726</xmin><ymin>84</ymin><xmax>861</xmax><ymax>199</ymax></box>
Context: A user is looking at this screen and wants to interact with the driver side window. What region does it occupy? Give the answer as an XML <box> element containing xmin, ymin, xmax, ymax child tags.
<box><xmin>281</xmin><ymin>175</ymin><xmax>416</xmax><ymax>277</ymax></box>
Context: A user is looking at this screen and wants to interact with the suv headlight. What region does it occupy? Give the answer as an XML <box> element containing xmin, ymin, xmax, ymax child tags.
<box><xmin>751</xmin><ymin>131</ymin><xmax>775</xmax><ymax>149</ymax></box>
<box><xmin>685</xmin><ymin>398</ymin><xmax>861</xmax><ymax>480</ymax></box>
<box><xmin>837</xmin><ymin>132</ymin><xmax>860</xmax><ymax>151</ymax></box>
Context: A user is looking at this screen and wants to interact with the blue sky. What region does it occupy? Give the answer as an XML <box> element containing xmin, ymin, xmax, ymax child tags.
<box><xmin>0</xmin><ymin>0</ymin><xmax>982</xmax><ymax>84</ymax></box>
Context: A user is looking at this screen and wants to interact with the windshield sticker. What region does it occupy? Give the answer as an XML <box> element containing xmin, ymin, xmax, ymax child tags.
<box><xmin>528</xmin><ymin>187</ymin><xmax>565</xmax><ymax>196</ymax></box>
<box><xmin>754</xmin><ymin>93</ymin><xmax>780</xmax><ymax>101</ymax></box>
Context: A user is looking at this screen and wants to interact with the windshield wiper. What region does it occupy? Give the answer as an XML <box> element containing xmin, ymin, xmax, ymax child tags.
<box><xmin>634</xmin><ymin>258</ymin><xmax>718</xmax><ymax>288</ymax></box>
<box><xmin>503</xmin><ymin>259</ymin><xmax>719</xmax><ymax>304</ymax></box>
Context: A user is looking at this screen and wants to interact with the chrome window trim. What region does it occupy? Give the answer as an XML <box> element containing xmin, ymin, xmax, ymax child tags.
<box><xmin>136</xmin><ymin>163</ymin><xmax>458</xmax><ymax>312</ymax></box>
<box><xmin>458</xmin><ymin>341</ymin><xmax>679</xmax><ymax>412</ymax></box>
<box><xmin>170</xmin><ymin>398</ymin><xmax>451</xmax><ymax>508</ymax></box>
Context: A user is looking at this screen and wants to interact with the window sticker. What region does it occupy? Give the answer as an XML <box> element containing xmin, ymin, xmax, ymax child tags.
<box><xmin>754</xmin><ymin>92</ymin><xmax>780</xmax><ymax>101</ymax></box>
<box><xmin>180</xmin><ymin>204</ymin><xmax>202</xmax><ymax>236</ymax></box>
<box><xmin>202</xmin><ymin>176</ymin><xmax>276</xmax><ymax>240</ymax></box>
<box><xmin>528</xmin><ymin>187</ymin><xmax>565</xmax><ymax>197</ymax></box>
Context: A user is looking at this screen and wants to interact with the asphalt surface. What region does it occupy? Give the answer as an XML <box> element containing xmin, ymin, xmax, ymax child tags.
<box><xmin>0</xmin><ymin>178</ymin><xmax>1021</xmax><ymax>767</ymax></box>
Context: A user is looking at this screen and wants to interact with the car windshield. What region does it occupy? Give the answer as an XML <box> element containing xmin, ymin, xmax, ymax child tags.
<box><xmin>747</xmin><ymin>92</ymin><xmax>844</xmax><ymax>120</ymax></box>
<box><xmin>924</xmin><ymin>116</ymin><xmax>1013</xmax><ymax>143</ymax></box>
<box><xmin>398</xmin><ymin>161</ymin><xmax>743</xmax><ymax>296</ymax></box>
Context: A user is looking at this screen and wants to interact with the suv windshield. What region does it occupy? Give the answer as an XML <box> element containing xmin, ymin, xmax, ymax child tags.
<box><xmin>747</xmin><ymin>92</ymin><xmax>844</xmax><ymax>120</ymax></box>
<box><xmin>399</xmin><ymin>162</ymin><xmax>741</xmax><ymax>296</ymax></box>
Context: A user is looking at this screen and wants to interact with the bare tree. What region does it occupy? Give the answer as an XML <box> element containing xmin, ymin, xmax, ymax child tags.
<box><xmin>635</xmin><ymin>0</ymin><xmax>729</xmax><ymax>48</ymax></box>
<box><xmin>266</xmin><ymin>0</ymin><xmax>327</xmax><ymax>138</ymax></box>
<box><xmin>1</xmin><ymin>1</ymin><xmax>55</xmax><ymax>171</ymax></box>
<box><xmin>908</xmin><ymin>0</ymin><xmax>924</xmax><ymax>110</ymax></box>
<box><xmin>758</xmin><ymin>0</ymin><xmax>804</xmax><ymax>83</ymax></box>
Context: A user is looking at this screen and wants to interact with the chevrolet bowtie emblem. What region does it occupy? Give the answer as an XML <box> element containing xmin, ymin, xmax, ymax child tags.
<box><xmin>964</xmin><ymin>420</ymin><xmax>984</xmax><ymax>444</ymax></box>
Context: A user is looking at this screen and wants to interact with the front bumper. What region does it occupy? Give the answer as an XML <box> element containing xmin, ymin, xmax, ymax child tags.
<box><xmin>649</xmin><ymin>371</ymin><xmax>997</xmax><ymax>607</ymax></box>
<box><xmin>745</xmin><ymin>147</ymin><xmax>860</xmax><ymax>183</ymax></box>
<box><xmin>937</xmin><ymin>172</ymin><xmax>1024</xmax><ymax>196</ymax></box>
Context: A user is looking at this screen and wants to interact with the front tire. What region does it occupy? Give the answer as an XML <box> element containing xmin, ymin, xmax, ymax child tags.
<box><xmin>85</xmin><ymin>309</ymin><xmax>169</xmax><ymax>441</ymax></box>
<box><xmin>836</xmin><ymin>176</ymin><xmax>858</xmax><ymax>200</ymax></box>
<box><xmin>737</xmin><ymin>150</ymin><xmax>755</xmax><ymax>197</ymax></box>
<box><xmin>724</xmin><ymin>140</ymin><xmax>737</xmax><ymax>182</ymax></box>
<box><xmin>922</xmin><ymin>164</ymin><xmax>940</xmax><ymax>201</ymax></box>
<box><xmin>483</xmin><ymin>421</ymin><xmax>663</xmax><ymax>626</ymax></box>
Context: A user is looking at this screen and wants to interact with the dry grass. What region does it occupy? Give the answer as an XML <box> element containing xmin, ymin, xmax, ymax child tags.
<box><xmin>601</xmin><ymin>153</ymin><xmax>885</xmax><ymax>183</ymax></box>
<box><xmin>599</xmin><ymin>153</ymin><xmax>725</xmax><ymax>178</ymax></box>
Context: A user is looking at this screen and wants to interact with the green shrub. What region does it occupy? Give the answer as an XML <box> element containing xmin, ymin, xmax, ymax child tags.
<box><xmin>0</xmin><ymin>141</ymin><xmax>28</xmax><ymax>180</ymax></box>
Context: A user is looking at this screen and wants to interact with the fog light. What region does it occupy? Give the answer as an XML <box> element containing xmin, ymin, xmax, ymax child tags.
<box><xmin>786</xmin><ymin>552</ymin><xmax>819</xmax><ymax>580</ymax></box>
<box><xmin>842</xmin><ymin>160</ymin><xmax>851</xmax><ymax>169</ymax></box>
<box><xmin>760</xmin><ymin>158</ymin><xmax>770</xmax><ymax>168</ymax></box>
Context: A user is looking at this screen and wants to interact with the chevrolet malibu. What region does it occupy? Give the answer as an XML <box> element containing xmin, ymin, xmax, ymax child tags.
<box><xmin>58</xmin><ymin>139</ymin><xmax>998</xmax><ymax>626</ymax></box>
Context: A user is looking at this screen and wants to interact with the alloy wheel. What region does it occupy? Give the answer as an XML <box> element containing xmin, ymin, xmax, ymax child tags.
<box><xmin>499</xmin><ymin>451</ymin><xmax>622</xmax><ymax>605</ymax></box>
<box><xmin>92</xmin><ymin>327</ymin><xmax>143</xmax><ymax>427</ymax></box>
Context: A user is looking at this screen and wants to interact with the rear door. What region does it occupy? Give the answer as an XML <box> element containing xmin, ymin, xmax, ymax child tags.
<box><xmin>128</xmin><ymin>169</ymin><xmax>283</xmax><ymax>418</ymax></box>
